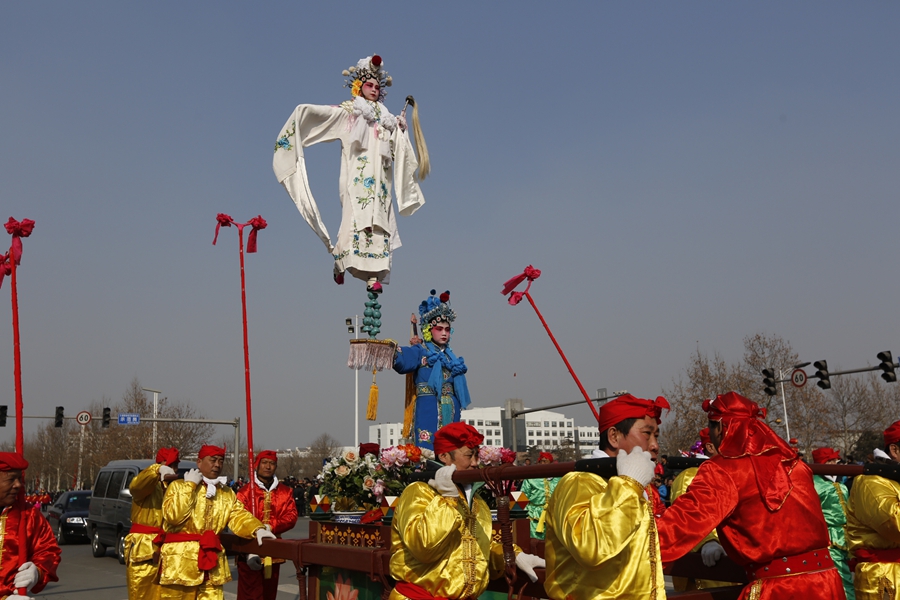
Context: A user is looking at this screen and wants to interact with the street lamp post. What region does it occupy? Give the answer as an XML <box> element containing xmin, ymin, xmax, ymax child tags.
<box><xmin>345</xmin><ymin>317</ymin><xmax>360</xmax><ymax>447</ymax></box>
<box><xmin>142</xmin><ymin>388</ymin><xmax>161</xmax><ymax>450</ymax></box>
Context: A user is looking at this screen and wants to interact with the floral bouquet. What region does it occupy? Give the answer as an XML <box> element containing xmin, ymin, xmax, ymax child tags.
<box><xmin>476</xmin><ymin>445</ymin><xmax>517</xmax><ymax>509</ymax></box>
<box><xmin>319</xmin><ymin>449</ymin><xmax>382</xmax><ymax>512</ymax></box>
<box><xmin>319</xmin><ymin>444</ymin><xmax>432</xmax><ymax>512</ymax></box>
<box><xmin>376</xmin><ymin>444</ymin><xmax>433</xmax><ymax>498</ymax></box>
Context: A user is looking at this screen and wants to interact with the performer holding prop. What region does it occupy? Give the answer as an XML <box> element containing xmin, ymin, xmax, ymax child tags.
<box><xmin>273</xmin><ymin>53</ymin><xmax>427</xmax><ymax>297</ymax></box>
<box><xmin>393</xmin><ymin>290</ymin><xmax>471</xmax><ymax>451</ymax></box>
<box><xmin>273</xmin><ymin>54</ymin><xmax>429</xmax><ymax>412</ymax></box>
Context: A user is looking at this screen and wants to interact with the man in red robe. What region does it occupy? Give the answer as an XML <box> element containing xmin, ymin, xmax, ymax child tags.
<box><xmin>236</xmin><ymin>450</ymin><xmax>298</xmax><ymax>600</ymax></box>
<box><xmin>0</xmin><ymin>452</ymin><xmax>60</xmax><ymax>598</ymax></box>
<box><xmin>657</xmin><ymin>391</ymin><xmax>845</xmax><ymax>599</ymax></box>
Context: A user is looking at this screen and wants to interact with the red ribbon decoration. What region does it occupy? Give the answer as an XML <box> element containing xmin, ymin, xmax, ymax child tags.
<box><xmin>501</xmin><ymin>265</ymin><xmax>541</xmax><ymax>305</ymax></box>
<box><xmin>501</xmin><ymin>266</ymin><xmax>600</xmax><ymax>422</ymax></box>
<box><xmin>4</xmin><ymin>218</ymin><xmax>35</xmax><ymax>265</ymax></box>
<box><xmin>0</xmin><ymin>254</ymin><xmax>10</xmax><ymax>289</ymax></box>
<box><xmin>212</xmin><ymin>213</ymin><xmax>234</xmax><ymax>246</ymax></box>
<box><xmin>213</xmin><ymin>213</ymin><xmax>266</xmax><ymax>525</ymax></box>
<box><xmin>246</xmin><ymin>216</ymin><xmax>267</xmax><ymax>254</ymax></box>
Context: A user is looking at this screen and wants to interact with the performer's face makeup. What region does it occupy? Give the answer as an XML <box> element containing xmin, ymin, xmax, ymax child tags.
<box><xmin>430</xmin><ymin>322</ymin><xmax>451</xmax><ymax>346</ymax></box>
<box><xmin>611</xmin><ymin>417</ymin><xmax>660</xmax><ymax>460</ymax></box>
<box><xmin>199</xmin><ymin>455</ymin><xmax>224</xmax><ymax>479</ymax></box>
<box><xmin>361</xmin><ymin>79</ymin><xmax>380</xmax><ymax>101</ymax></box>
<box><xmin>0</xmin><ymin>470</ymin><xmax>23</xmax><ymax>507</ymax></box>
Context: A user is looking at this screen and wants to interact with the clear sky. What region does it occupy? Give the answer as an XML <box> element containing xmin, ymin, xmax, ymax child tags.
<box><xmin>1</xmin><ymin>2</ymin><xmax>898</xmax><ymax>450</ymax></box>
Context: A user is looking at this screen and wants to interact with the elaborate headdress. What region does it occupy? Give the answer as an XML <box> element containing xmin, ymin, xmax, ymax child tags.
<box><xmin>343</xmin><ymin>55</ymin><xmax>392</xmax><ymax>101</ymax></box>
<box><xmin>419</xmin><ymin>289</ymin><xmax>456</xmax><ymax>327</ymax></box>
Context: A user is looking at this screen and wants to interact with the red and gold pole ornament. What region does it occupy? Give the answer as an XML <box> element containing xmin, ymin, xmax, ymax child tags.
<box><xmin>213</xmin><ymin>214</ymin><xmax>267</xmax><ymax>518</ymax></box>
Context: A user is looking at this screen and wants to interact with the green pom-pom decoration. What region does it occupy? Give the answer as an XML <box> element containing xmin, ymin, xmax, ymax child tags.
<box><xmin>364</xmin><ymin>308</ymin><xmax>374</xmax><ymax>317</ymax></box>
<box><xmin>373</xmin><ymin>310</ymin><xmax>381</xmax><ymax>319</ymax></box>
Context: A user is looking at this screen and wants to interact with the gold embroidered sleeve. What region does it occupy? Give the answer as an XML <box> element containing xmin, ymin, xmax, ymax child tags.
<box><xmin>394</xmin><ymin>482</ymin><xmax>464</xmax><ymax>565</ymax></box>
<box><xmin>228</xmin><ymin>498</ymin><xmax>265</xmax><ymax>539</ymax></box>
<box><xmin>129</xmin><ymin>463</ymin><xmax>162</xmax><ymax>504</ymax></box>
<box><xmin>162</xmin><ymin>480</ymin><xmax>198</xmax><ymax>529</ymax></box>
<box><xmin>551</xmin><ymin>473</ymin><xmax>646</xmax><ymax>568</ymax></box>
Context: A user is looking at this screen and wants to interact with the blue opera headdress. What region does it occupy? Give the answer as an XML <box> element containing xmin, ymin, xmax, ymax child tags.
<box><xmin>419</xmin><ymin>289</ymin><xmax>456</xmax><ymax>327</ymax></box>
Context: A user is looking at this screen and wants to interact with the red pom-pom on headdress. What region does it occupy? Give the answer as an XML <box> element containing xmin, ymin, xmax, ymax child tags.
<box><xmin>372</xmin><ymin>55</ymin><xmax>382</xmax><ymax>67</ymax></box>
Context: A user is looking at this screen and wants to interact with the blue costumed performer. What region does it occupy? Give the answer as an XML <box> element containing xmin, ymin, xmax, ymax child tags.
<box><xmin>393</xmin><ymin>290</ymin><xmax>471</xmax><ymax>451</ymax></box>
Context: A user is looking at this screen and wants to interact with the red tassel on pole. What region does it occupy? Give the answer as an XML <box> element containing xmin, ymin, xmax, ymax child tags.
<box><xmin>214</xmin><ymin>214</ymin><xmax>265</xmax><ymax>518</ymax></box>
<box><xmin>502</xmin><ymin>266</ymin><xmax>601</xmax><ymax>423</ymax></box>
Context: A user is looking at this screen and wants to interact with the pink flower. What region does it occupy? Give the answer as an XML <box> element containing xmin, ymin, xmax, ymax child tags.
<box><xmin>327</xmin><ymin>574</ymin><xmax>359</xmax><ymax>600</ymax></box>
<box><xmin>363</xmin><ymin>477</ymin><xmax>376</xmax><ymax>490</ymax></box>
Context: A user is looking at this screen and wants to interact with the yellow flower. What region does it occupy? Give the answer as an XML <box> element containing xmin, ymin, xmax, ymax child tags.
<box><xmin>351</xmin><ymin>80</ymin><xmax>362</xmax><ymax>97</ymax></box>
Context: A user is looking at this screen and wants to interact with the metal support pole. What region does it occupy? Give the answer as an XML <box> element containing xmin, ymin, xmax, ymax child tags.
<box><xmin>778</xmin><ymin>369</ymin><xmax>791</xmax><ymax>441</ymax></box>
<box><xmin>76</xmin><ymin>425</ymin><xmax>86</xmax><ymax>489</ymax></box>
<box><xmin>234</xmin><ymin>417</ymin><xmax>241</xmax><ymax>483</ymax></box>
<box><xmin>142</xmin><ymin>388</ymin><xmax>161</xmax><ymax>451</ymax></box>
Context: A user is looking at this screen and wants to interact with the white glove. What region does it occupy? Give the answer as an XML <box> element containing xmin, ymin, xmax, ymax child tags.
<box><xmin>184</xmin><ymin>468</ymin><xmax>203</xmax><ymax>485</ymax></box>
<box><xmin>246</xmin><ymin>554</ymin><xmax>263</xmax><ymax>570</ymax></box>
<box><xmin>616</xmin><ymin>447</ymin><xmax>655</xmax><ymax>488</ymax></box>
<box><xmin>515</xmin><ymin>552</ymin><xmax>545</xmax><ymax>583</ymax></box>
<box><xmin>256</xmin><ymin>527</ymin><xmax>277</xmax><ymax>546</ymax></box>
<box><xmin>158</xmin><ymin>465</ymin><xmax>176</xmax><ymax>481</ymax></box>
<box><xmin>14</xmin><ymin>562</ymin><xmax>38</xmax><ymax>591</ymax></box>
<box><xmin>428</xmin><ymin>465</ymin><xmax>459</xmax><ymax>497</ymax></box>
<box><xmin>701</xmin><ymin>541</ymin><xmax>726</xmax><ymax>567</ymax></box>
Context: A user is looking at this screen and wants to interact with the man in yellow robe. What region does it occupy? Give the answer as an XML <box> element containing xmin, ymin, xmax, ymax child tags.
<box><xmin>389</xmin><ymin>422</ymin><xmax>544</xmax><ymax>600</ymax></box>
<box><xmin>157</xmin><ymin>444</ymin><xmax>276</xmax><ymax>600</ymax></box>
<box><xmin>544</xmin><ymin>394</ymin><xmax>668</xmax><ymax>600</ymax></box>
<box><xmin>846</xmin><ymin>420</ymin><xmax>900</xmax><ymax>599</ymax></box>
<box><xmin>125</xmin><ymin>447</ymin><xmax>180</xmax><ymax>600</ymax></box>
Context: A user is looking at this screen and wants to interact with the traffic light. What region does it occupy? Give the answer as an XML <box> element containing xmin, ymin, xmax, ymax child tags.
<box><xmin>762</xmin><ymin>368</ymin><xmax>778</xmax><ymax>396</ymax></box>
<box><xmin>813</xmin><ymin>360</ymin><xmax>831</xmax><ymax>390</ymax></box>
<box><xmin>54</xmin><ymin>407</ymin><xmax>64</xmax><ymax>427</ymax></box>
<box><xmin>877</xmin><ymin>351</ymin><xmax>897</xmax><ymax>383</ymax></box>
<box><xmin>0</xmin><ymin>406</ymin><xmax>7</xmax><ymax>427</ymax></box>
<box><xmin>102</xmin><ymin>407</ymin><xmax>111</xmax><ymax>428</ymax></box>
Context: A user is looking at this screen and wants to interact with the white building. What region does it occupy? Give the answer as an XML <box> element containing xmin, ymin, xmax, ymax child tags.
<box><xmin>367</xmin><ymin>403</ymin><xmax>601</xmax><ymax>457</ymax></box>
<box><xmin>369</xmin><ymin>422</ymin><xmax>405</xmax><ymax>447</ymax></box>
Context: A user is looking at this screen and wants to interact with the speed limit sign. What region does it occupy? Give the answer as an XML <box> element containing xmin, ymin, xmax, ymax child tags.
<box><xmin>76</xmin><ymin>410</ymin><xmax>92</xmax><ymax>425</ymax></box>
<box><xmin>790</xmin><ymin>369</ymin><xmax>807</xmax><ymax>388</ymax></box>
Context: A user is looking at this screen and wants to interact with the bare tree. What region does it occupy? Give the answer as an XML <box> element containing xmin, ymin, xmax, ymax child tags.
<box><xmin>298</xmin><ymin>433</ymin><xmax>341</xmax><ymax>479</ymax></box>
<box><xmin>662</xmin><ymin>333</ymin><xmax>837</xmax><ymax>456</ymax></box>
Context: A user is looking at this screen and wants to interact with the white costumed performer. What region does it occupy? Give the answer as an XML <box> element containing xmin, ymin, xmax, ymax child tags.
<box><xmin>273</xmin><ymin>54</ymin><xmax>429</xmax><ymax>294</ymax></box>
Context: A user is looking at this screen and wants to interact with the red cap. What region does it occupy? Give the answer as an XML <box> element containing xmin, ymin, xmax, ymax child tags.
<box><xmin>434</xmin><ymin>422</ymin><xmax>483</xmax><ymax>455</ymax></box>
<box><xmin>359</xmin><ymin>443</ymin><xmax>380</xmax><ymax>457</ymax></box>
<box><xmin>812</xmin><ymin>447</ymin><xmax>841</xmax><ymax>464</ymax></box>
<box><xmin>884</xmin><ymin>421</ymin><xmax>900</xmax><ymax>447</ymax></box>
<box><xmin>699</xmin><ymin>428</ymin><xmax>711</xmax><ymax>447</ymax></box>
<box><xmin>155</xmin><ymin>447</ymin><xmax>180</xmax><ymax>467</ymax></box>
<box><xmin>0</xmin><ymin>453</ymin><xmax>28</xmax><ymax>471</ymax></box>
<box><xmin>198</xmin><ymin>444</ymin><xmax>226</xmax><ymax>460</ymax></box>
<box><xmin>254</xmin><ymin>450</ymin><xmax>277</xmax><ymax>469</ymax></box>
<box><xmin>597</xmin><ymin>394</ymin><xmax>670</xmax><ymax>433</ymax></box>
<box><xmin>538</xmin><ymin>452</ymin><xmax>554</xmax><ymax>462</ymax></box>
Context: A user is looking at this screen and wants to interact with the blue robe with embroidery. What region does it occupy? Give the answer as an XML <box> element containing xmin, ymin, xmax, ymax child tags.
<box><xmin>393</xmin><ymin>342</ymin><xmax>470</xmax><ymax>451</ymax></box>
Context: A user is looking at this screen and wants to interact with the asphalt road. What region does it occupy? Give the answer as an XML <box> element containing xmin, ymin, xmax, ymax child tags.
<box><xmin>41</xmin><ymin>517</ymin><xmax>310</xmax><ymax>600</ymax></box>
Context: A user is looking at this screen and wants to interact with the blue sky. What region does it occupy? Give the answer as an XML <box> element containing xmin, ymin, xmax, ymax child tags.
<box><xmin>1</xmin><ymin>2</ymin><xmax>898</xmax><ymax>449</ymax></box>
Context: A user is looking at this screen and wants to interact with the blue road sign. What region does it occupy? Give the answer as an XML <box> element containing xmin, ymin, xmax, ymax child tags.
<box><xmin>117</xmin><ymin>413</ymin><xmax>141</xmax><ymax>425</ymax></box>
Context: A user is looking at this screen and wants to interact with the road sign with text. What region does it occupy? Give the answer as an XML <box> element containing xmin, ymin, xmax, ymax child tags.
<box><xmin>791</xmin><ymin>369</ymin><xmax>808</xmax><ymax>388</ymax></box>
<box><xmin>76</xmin><ymin>411</ymin><xmax>92</xmax><ymax>425</ymax></box>
<box><xmin>118</xmin><ymin>413</ymin><xmax>141</xmax><ymax>425</ymax></box>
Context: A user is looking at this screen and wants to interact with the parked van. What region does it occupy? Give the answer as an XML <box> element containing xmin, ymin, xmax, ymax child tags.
<box><xmin>85</xmin><ymin>459</ymin><xmax>196</xmax><ymax>564</ymax></box>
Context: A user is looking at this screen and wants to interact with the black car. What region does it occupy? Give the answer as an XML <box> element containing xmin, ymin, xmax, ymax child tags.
<box><xmin>47</xmin><ymin>491</ymin><xmax>92</xmax><ymax>544</ymax></box>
